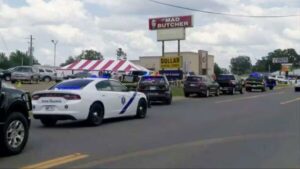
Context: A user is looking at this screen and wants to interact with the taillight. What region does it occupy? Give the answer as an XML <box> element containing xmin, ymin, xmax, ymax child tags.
<box><xmin>63</xmin><ymin>94</ymin><xmax>81</xmax><ymax>100</ymax></box>
<box><xmin>159</xmin><ymin>85</ymin><xmax>168</xmax><ymax>90</ymax></box>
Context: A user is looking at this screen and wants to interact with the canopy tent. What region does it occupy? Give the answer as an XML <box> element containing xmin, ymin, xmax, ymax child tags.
<box><xmin>58</xmin><ymin>59</ymin><xmax>148</xmax><ymax>72</ymax></box>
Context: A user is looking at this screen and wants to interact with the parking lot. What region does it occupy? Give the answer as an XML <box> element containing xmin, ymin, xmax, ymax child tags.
<box><xmin>0</xmin><ymin>83</ymin><xmax>299</xmax><ymax>168</ymax></box>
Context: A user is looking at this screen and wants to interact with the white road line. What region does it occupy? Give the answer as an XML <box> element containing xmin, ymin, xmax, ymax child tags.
<box><xmin>280</xmin><ymin>97</ymin><xmax>300</xmax><ymax>105</ymax></box>
<box><xmin>216</xmin><ymin>92</ymin><xmax>284</xmax><ymax>104</ymax></box>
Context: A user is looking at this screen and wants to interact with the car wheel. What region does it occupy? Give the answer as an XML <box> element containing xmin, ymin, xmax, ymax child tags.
<box><xmin>4</xmin><ymin>76</ymin><xmax>11</xmax><ymax>81</ymax></box>
<box><xmin>0</xmin><ymin>112</ymin><xmax>29</xmax><ymax>156</ymax></box>
<box><xmin>40</xmin><ymin>119</ymin><xmax>57</xmax><ymax>127</ymax></box>
<box><xmin>43</xmin><ymin>77</ymin><xmax>51</xmax><ymax>83</ymax></box>
<box><xmin>205</xmin><ymin>89</ymin><xmax>210</xmax><ymax>97</ymax></box>
<box><xmin>240</xmin><ymin>88</ymin><xmax>244</xmax><ymax>94</ymax></box>
<box><xmin>230</xmin><ymin>88</ymin><xmax>235</xmax><ymax>95</ymax></box>
<box><xmin>184</xmin><ymin>92</ymin><xmax>190</xmax><ymax>97</ymax></box>
<box><xmin>269</xmin><ymin>86</ymin><xmax>274</xmax><ymax>90</ymax></box>
<box><xmin>11</xmin><ymin>80</ymin><xmax>16</xmax><ymax>84</ymax></box>
<box><xmin>165</xmin><ymin>95</ymin><xmax>172</xmax><ymax>105</ymax></box>
<box><xmin>136</xmin><ymin>99</ymin><xmax>147</xmax><ymax>119</ymax></box>
<box><xmin>30</xmin><ymin>77</ymin><xmax>34</xmax><ymax>84</ymax></box>
<box><xmin>215</xmin><ymin>89</ymin><xmax>220</xmax><ymax>96</ymax></box>
<box><xmin>262</xmin><ymin>87</ymin><xmax>266</xmax><ymax>92</ymax></box>
<box><xmin>87</xmin><ymin>103</ymin><xmax>104</xmax><ymax>126</ymax></box>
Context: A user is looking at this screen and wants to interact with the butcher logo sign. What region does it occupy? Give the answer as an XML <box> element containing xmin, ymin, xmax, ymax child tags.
<box><xmin>149</xmin><ymin>15</ymin><xmax>193</xmax><ymax>30</ymax></box>
<box><xmin>160</xmin><ymin>56</ymin><xmax>182</xmax><ymax>69</ymax></box>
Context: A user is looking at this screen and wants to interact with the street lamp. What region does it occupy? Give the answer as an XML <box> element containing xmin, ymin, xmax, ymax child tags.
<box><xmin>51</xmin><ymin>40</ymin><xmax>58</xmax><ymax>67</ymax></box>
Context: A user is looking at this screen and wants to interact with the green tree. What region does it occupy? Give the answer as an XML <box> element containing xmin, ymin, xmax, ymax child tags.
<box><xmin>230</xmin><ymin>56</ymin><xmax>252</xmax><ymax>75</ymax></box>
<box><xmin>214</xmin><ymin>63</ymin><xmax>222</xmax><ymax>76</ymax></box>
<box><xmin>60</xmin><ymin>49</ymin><xmax>104</xmax><ymax>67</ymax></box>
<box><xmin>116</xmin><ymin>48</ymin><xmax>127</xmax><ymax>60</ymax></box>
<box><xmin>252</xmin><ymin>49</ymin><xmax>300</xmax><ymax>72</ymax></box>
<box><xmin>8</xmin><ymin>50</ymin><xmax>39</xmax><ymax>67</ymax></box>
<box><xmin>77</xmin><ymin>49</ymin><xmax>104</xmax><ymax>60</ymax></box>
<box><xmin>221</xmin><ymin>68</ymin><xmax>230</xmax><ymax>74</ymax></box>
<box><xmin>0</xmin><ymin>53</ymin><xmax>10</xmax><ymax>69</ymax></box>
<box><xmin>60</xmin><ymin>56</ymin><xmax>75</xmax><ymax>67</ymax></box>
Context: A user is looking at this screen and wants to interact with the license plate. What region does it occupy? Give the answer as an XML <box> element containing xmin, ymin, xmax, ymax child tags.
<box><xmin>150</xmin><ymin>86</ymin><xmax>156</xmax><ymax>90</ymax></box>
<box><xmin>45</xmin><ymin>105</ymin><xmax>55</xmax><ymax>111</ymax></box>
<box><xmin>150</xmin><ymin>93</ymin><xmax>159</xmax><ymax>96</ymax></box>
<box><xmin>190</xmin><ymin>84</ymin><xmax>196</xmax><ymax>87</ymax></box>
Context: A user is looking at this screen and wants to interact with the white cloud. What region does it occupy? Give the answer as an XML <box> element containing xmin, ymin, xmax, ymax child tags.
<box><xmin>0</xmin><ymin>0</ymin><xmax>299</xmax><ymax>68</ymax></box>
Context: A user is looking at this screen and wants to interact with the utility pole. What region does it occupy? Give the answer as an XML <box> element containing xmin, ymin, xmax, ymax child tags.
<box><xmin>27</xmin><ymin>35</ymin><xmax>34</xmax><ymax>66</ymax></box>
<box><xmin>51</xmin><ymin>40</ymin><xmax>58</xmax><ymax>67</ymax></box>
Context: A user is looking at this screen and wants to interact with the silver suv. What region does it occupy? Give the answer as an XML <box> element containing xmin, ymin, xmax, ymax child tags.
<box><xmin>37</xmin><ymin>67</ymin><xmax>57</xmax><ymax>82</ymax></box>
<box><xmin>11</xmin><ymin>66</ymin><xmax>40</xmax><ymax>84</ymax></box>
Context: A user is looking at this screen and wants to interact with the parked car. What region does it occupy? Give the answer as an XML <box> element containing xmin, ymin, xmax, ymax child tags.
<box><xmin>295</xmin><ymin>79</ymin><xmax>300</xmax><ymax>92</ymax></box>
<box><xmin>37</xmin><ymin>67</ymin><xmax>57</xmax><ymax>82</ymax></box>
<box><xmin>137</xmin><ymin>75</ymin><xmax>172</xmax><ymax>105</ymax></box>
<box><xmin>184</xmin><ymin>75</ymin><xmax>220</xmax><ymax>97</ymax></box>
<box><xmin>11</xmin><ymin>66</ymin><xmax>40</xmax><ymax>84</ymax></box>
<box><xmin>32</xmin><ymin>79</ymin><xmax>148</xmax><ymax>126</ymax></box>
<box><xmin>64</xmin><ymin>72</ymin><xmax>93</xmax><ymax>80</ymax></box>
<box><xmin>11</xmin><ymin>66</ymin><xmax>40</xmax><ymax>83</ymax></box>
<box><xmin>216</xmin><ymin>74</ymin><xmax>243</xmax><ymax>95</ymax></box>
<box><xmin>1</xmin><ymin>67</ymin><xmax>17</xmax><ymax>81</ymax></box>
<box><xmin>0</xmin><ymin>80</ymin><xmax>32</xmax><ymax>155</ymax></box>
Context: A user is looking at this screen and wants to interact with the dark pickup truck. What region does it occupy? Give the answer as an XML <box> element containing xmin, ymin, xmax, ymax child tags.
<box><xmin>245</xmin><ymin>76</ymin><xmax>266</xmax><ymax>92</ymax></box>
<box><xmin>0</xmin><ymin>80</ymin><xmax>31</xmax><ymax>155</ymax></box>
<box><xmin>216</xmin><ymin>74</ymin><xmax>243</xmax><ymax>95</ymax></box>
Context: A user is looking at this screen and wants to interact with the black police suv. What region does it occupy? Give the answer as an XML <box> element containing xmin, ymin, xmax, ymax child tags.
<box><xmin>0</xmin><ymin>80</ymin><xmax>31</xmax><ymax>155</ymax></box>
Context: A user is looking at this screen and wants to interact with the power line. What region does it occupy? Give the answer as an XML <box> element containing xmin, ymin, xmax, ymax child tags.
<box><xmin>149</xmin><ymin>0</ymin><xmax>300</xmax><ymax>18</ymax></box>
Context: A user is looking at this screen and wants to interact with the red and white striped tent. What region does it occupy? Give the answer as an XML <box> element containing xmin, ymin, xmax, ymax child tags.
<box><xmin>57</xmin><ymin>59</ymin><xmax>148</xmax><ymax>76</ymax></box>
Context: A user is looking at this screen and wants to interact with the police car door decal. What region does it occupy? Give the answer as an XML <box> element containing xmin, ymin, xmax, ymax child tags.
<box><xmin>120</xmin><ymin>92</ymin><xmax>137</xmax><ymax>114</ymax></box>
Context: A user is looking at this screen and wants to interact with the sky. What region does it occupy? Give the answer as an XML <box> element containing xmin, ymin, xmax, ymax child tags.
<box><xmin>0</xmin><ymin>0</ymin><xmax>299</xmax><ymax>68</ymax></box>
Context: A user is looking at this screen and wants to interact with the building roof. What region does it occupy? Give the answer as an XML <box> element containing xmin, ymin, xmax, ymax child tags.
<box><xmin>58</xmin><ymin>59</ymin><xmax>148</xmax><ymax>72</ymax></box>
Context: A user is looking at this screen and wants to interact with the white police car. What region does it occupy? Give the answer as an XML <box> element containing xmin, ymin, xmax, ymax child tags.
<box><xmin>32</xmin><ymin>78</ymin><xmax>148</xmax><ymax>126</ymax></box>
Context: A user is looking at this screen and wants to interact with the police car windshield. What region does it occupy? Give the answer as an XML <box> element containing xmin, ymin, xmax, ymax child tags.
<box><xmin>50</xmin><ymin>80</ymin><xmax>93</xmax><ymax>90</ymax></box>
<box><xmin>141</xmin><ymin>76</ymin><xmax>166</xmax><ymax>84</ymax></box>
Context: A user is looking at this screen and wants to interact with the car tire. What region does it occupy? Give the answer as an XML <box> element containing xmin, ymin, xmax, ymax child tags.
<box><xmin>240</xmin><ymin>88</ymin><xmax>244</xmax><ymax>94</ymax></box>
<box><xmin>230</xmin><ymin>88</ymin><xmax>235</xmax><ymax>95</ymax></box>
<box><xmin>0</xmin><ymin>112</ymin><xmax>29</xmax><ymax>156</ymax></box>
<box><xmin>205</xmin><ymin>89</ymin><xmax>210</xmax><ymax>97</ymax></box>
<box><xmin>269</xmin><ymin>86</ymin><xmax>274</xmax><ymax>90</ymax></box>
<box><xmin>40</xmin><ymin>119</ymin><xmax>57</xmax><ymax>127</ymax></box>
<box><xmin>215</xmin><ymin>89</ymin><xmax>220</xmax><ymax>96</ymax></box>
<box><xmin>4</xmin><ymin>76</ymin><xmax>11</xmax><ymax>81</ymax></box>
<box><xmin>11</xmin><ymin>80</ymin><xmax>16</xmax><ymax>84</ymax></box>
<box><xmin>165</xmin><ymin>95</ymin><xmax>172</xmax><ymax>105</ymax></box>
<box><xmin>184</xmin><ymin>92</ymin><xmax>190</xmax><ymax>97</ymax></box>
<box><xmin>30</xmin><ymin>77</ymin><xmax>34</xmax><ymax>84</ymax></box>
<box><xmin>43</xmin><ymin>77</ymin><xmax>51</xmax><ymax>83</ymax></box>
<box><xmin>136</xmin><ymin>99</ymin><xmax>147</xmax><ymax>119</ymax></box>
<box><xmin>87</xmin><ymin>103</ymin><xmax>104</xmax><ymax>126</ymax></box>
<box><xmin>262</xmin><ymin>87</ymin><xmax>266</xmax><ymax>92</ymax></box>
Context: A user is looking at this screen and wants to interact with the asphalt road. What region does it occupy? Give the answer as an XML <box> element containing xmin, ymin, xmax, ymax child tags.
<box><xmin>0</xmin><ymin>87</ymin><xmax>299</xmax><ymax>168</ymax></box>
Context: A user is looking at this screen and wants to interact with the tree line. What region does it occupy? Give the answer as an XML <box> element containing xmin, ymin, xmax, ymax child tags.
<box><xmin>0</xmin><ymin>50</ymin><xmax>39</xmax><ymax>69</ymax></box>
<box><xmin>214</xmin><ymin>48</ymin><xmax>299</xmax><ymax>76</ymax></box>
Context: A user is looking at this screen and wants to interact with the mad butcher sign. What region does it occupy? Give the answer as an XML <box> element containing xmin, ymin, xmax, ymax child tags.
<box><xmin>149</xmin><ymin>15</ymin><xmax>193</xmax><ymax>30</ymax></box>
